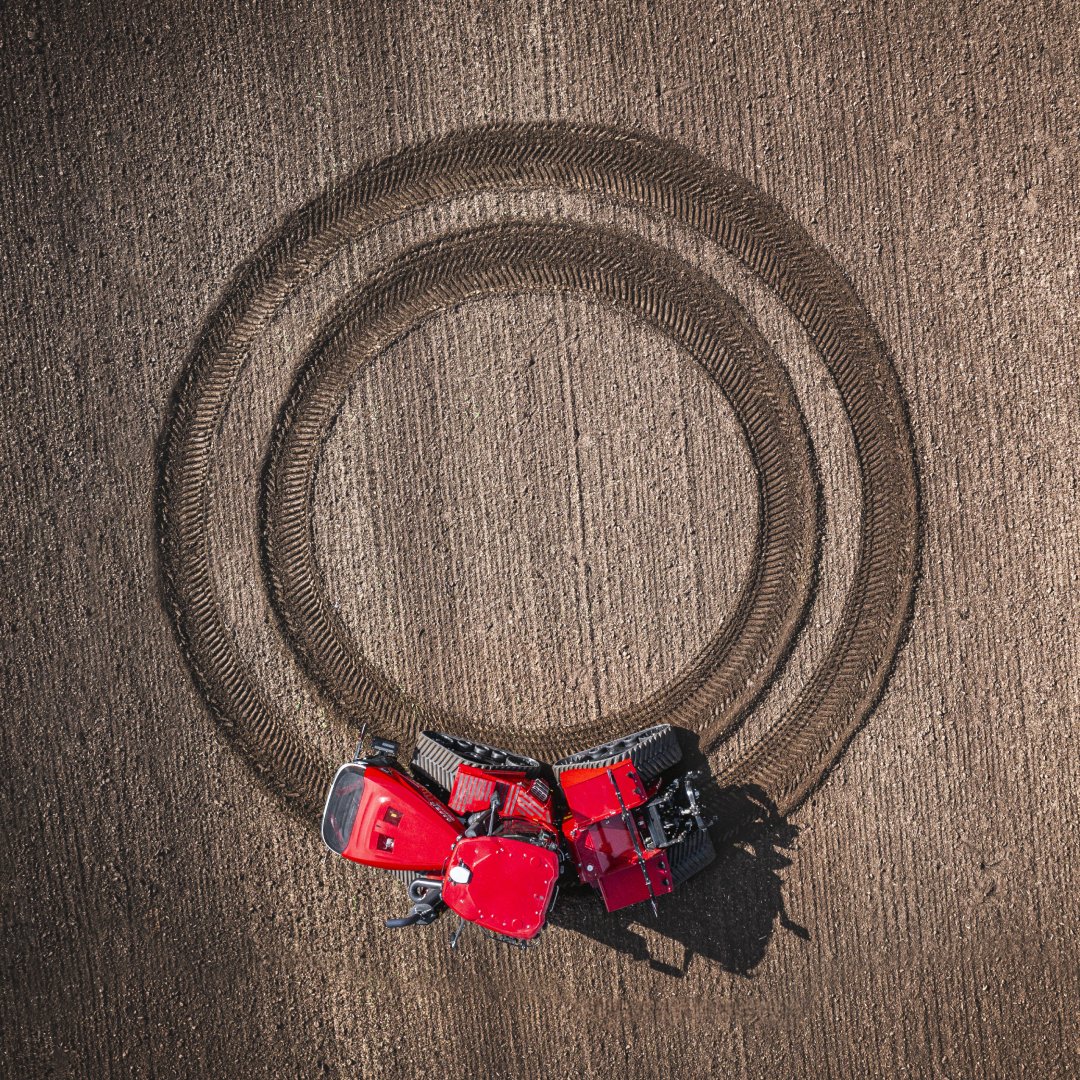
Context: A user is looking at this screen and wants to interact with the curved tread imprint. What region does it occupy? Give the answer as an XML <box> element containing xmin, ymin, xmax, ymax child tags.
<box><xmin>262</xmin><ymin>223</ymin><xmax>817</xmax><ymax>763</ymax></box>
<box><xmin>157</xmin><ymin>122</ymin><xmax>919</xmax><ymax>820</ymax></box>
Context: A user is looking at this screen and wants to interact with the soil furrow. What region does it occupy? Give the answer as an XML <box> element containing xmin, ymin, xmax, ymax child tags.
<box><xmin>157</xmin><ymin>123</ymin><xmax>918</xmax><ymax>819</ymax></box>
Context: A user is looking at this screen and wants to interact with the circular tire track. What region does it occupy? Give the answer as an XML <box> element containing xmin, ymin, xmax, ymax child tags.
<box><xmin>261</xmin><ymin>222</ymin><xmax>817</xmax><ymax>761</ymax></box>
<box><xmin>158</xmin><ymin>122</ymin><xmax>918</xmax><ymax>819</ymax></box>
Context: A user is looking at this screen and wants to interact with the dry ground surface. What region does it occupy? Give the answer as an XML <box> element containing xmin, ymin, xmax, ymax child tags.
<box><xmin>2</xmin><ymin>1</ymin><xmax>1078</xmax><ymax>1077</ymax></box>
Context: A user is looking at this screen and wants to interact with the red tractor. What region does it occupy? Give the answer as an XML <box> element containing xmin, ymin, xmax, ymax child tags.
<box><xmin>321</xmin><ymin>726</ymin><xmax>716</xmax><ymax>947</ymax></box>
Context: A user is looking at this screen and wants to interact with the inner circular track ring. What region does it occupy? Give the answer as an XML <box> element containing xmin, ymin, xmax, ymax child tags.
<box><xmin>261</xmin><ymin>221</ymin><xmax>818</xmax><ymax>761</ymax></box>
<box><xmin>157</xmin><ymin>122</ymin><xmax>919</xmax><ymax>819</ymax></box>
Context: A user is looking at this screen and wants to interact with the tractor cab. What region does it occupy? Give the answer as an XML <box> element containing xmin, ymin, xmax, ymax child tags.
<box><xmin>321</xmin><ymin>751</ymin><xmax>463</xmax><ymax>874</ymax></box>
<box><xmin>321</xmin><ymin>763</ymin><xmax>367</xmax><ymax>854</ymax></box>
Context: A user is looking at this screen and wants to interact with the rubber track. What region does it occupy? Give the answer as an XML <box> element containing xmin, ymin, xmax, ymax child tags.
<box><xmin>411</xmin><ymin>731</ymin><xmax>540</xmax><ymax>795</ymax></box>
<box><xmin>262</xmin><ymin>223</ymin><xmax>816</xmax><ymax>765</ymax></box>
<box><xmin>157</xmin><ymin>123</ymin><xmax>918</xmax><ymax>821</ymax></box>
<box><xmin>551</xmin><ymin>723</ymin><xmax>683</xmax><ymax>782</ymax></box>
<box><xmin>666</xmin><ymin>828</ymin><xmax>717</xmax><ymax>888</ymax></box>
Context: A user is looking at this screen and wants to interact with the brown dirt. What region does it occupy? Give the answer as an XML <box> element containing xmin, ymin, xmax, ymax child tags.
<box><xmin>2</xmin><ymin>2</ymin><xmax>1077</xmax><ymax>1078</ymax></box>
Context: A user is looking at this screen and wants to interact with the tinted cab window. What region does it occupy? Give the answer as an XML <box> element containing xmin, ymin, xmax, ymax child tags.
<box><xmin>322</xmin><ymin>764</ymin><xmax>366</xmax><ymax>854</ymax></box>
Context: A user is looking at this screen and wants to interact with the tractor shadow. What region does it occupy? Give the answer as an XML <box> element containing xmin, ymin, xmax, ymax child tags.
<box><xmin>550</xmin><ymin>735</ymin><xmax>808</xmax><ymax>977</ymax></box>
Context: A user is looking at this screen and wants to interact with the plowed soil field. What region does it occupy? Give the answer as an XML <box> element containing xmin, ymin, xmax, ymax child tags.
<box><xmin>2</xmin><ymin>2</ymin><xmax>1077</xmax><ymax>1077</ymax></box>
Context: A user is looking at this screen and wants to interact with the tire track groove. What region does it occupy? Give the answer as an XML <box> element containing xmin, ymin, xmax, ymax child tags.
<box><xmin>157</xmin><ymin>123</ymin><xmax>918</xmax><ymax>820</ymax></box>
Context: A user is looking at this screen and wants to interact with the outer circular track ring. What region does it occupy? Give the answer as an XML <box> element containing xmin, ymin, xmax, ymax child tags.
<box><xmin>261</xmin><ymin>221</ymin><xmax>817</xmax><ymax>765</ymax></box>
<box><xmin>157</xmin><ymin>123</ymin><xmax>919</xmax><ymax>819</ymax></box>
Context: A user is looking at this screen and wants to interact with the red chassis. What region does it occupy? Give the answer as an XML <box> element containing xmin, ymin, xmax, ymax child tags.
<box><xmin>321</xmin><ymin>727</ymin><xmax>715</xmax><ymax>946</ymax></box>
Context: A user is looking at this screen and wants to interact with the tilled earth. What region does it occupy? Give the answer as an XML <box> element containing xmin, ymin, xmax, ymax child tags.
<box><xmin>2</xmin><ymin>2</ymin><xmax>1077</xmax><ymax>1078</ymax></box>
